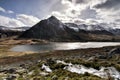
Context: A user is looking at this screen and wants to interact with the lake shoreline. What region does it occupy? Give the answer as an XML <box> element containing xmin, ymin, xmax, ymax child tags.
<box><xmin>0</xmin><ymin>45</ymin><xmax>120</xmax><ymax>65</ymax></box>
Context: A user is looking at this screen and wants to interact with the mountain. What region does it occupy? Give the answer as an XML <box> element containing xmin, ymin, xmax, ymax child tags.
<box><xmin>65</xmin><ymin>23</ymin><xmax>106</xmax><ymax>31</ymax></box>
<box><xmin>65</xmin><ymin>23</ymin><xmax>113</xmax><ymax>35</ymax></box>
<box><xmin>11</xmin><ymin>27</ymin><xmax>30</xmax><ymax>31</ymax></box>
<box><xmin>0</xmin><ymin>26</ymin><xmax>11</xmax><ymax>30</ymax></box>
<box><xmin>20</xmin><ymin>16</ymin><xmax>93</xmax><ymax>41</ymax></box>
<box><xmin>20</xmin><ymin>16</ymin><xmax>72</xmax><ymax>41</ymax></box>
<box><xmin>19</xmin><ymin>16</ymin><xmax>117</xmax><ymax>41</ymax></box>
<box><xmin>109</xmin><ymin>29</ymin><xmax>120</xmax><ymax>35</ymax></box>
<box><xmin>0</xmin><ymin>26</ymin><xmax>30</xmax><ymax>31</ymax></box>
<box><xmin>0</xmin><ymin>26</ymin><xmax>29</xmax><ymax>38</ymax></box>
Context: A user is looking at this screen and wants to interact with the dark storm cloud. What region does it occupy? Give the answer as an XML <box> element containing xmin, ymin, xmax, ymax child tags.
<box><xmin>94</xmin><ymin>0</ymin><xmax>120</xmax><ymax>10</ymax></box>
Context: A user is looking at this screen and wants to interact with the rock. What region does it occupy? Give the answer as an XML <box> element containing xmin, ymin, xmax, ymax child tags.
<box><xmin>52</xmin><ymin>75</ymin><xmax>58</xmax><ymax>80</ymax></box>
<box><xmin>5</xmin><ymin>69</ymin><xmax>16</xmax><ymax>74</ymax></box>
<box><xmin>46</xmin><ymin>58</ymin><xmax>55</xmax><ymax>65</ymax></box>
<box><xmin>0</xmin><ymin>70</ymin><xmax>8</xmax><ymax>73</ymax></box>
<box><xmin>87</xmin><ymin>56</ymin><xmax>96</xmax><ymax>61</ymax></box>
<box><xmin>98</xmin><ymin>55</ymin><xmax>107</xmax><ymax>59</ymax></box>
<box><xmin>64</xmin><ymin>77</ymin><xmax>69</xmax><ymax>80</ymax></box>
<box><xmin>6</xmin><ymin>75</ymin><xmax>16</xmax><ymax>80</ymax></box>
<box><xmin>40</xmin><ymin>72</ymin><xmax>49</xmax><ymax>76</ymax></box>
<box><xmin>19</xmin><ymin>64</ymin><xmax>26</xmax><ymax>68</ymax></box>
<box><xmin>108</xmin><ymin>48</ymin><xmax>120</xmax><ymax>58</ymax></box>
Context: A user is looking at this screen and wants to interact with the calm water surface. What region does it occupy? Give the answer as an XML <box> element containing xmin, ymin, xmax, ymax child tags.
<box><xmin>11</xmin><ymin>42</ymin><xmax>120</xmax><ymax>52</ymax></box>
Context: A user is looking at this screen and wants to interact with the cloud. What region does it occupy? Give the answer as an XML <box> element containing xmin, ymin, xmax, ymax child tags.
<box><xmin>0</xmin><ymin>15</ymin><xmax>25</xmax><ymax>27</ymax></box>
<box><xmin>49</xmin><ymin>0</ymin><xmax>98</xmax><ymax>25</ymax></box>
<box><xmin>50</xmin><ymin>0</ymin><xmax>89</xmax><ymax>22</ymax></box>
<box><xmin>79</xmin><ymin>7</ymin><xmax>97</xmax><ymax>19</ymax></box>
<box><xmin>48</xmin><ymin>0</ymin><xmax>120</xmax><ymax>28</ymax></box>
<box><xmin>0</xmin><ymin>6</ymin><xmax>14</xmax><ymax>14</ymax></box>
<box><xmin>0</xmin><ymin>0</ymin><xmax>120</xmax><ymax>28</ymax></box>
<box><xmin>94</xmin><ymin>0</ymin><xmax>120</xmax><ymax>10</ymax></box>
<box><xmin>91</xmin><ymin>0</ymin><xmax>120</xmax><ymax>25</ymax></box>
<box><xmin>17</xmin><ymin>14</ymin><xmax>40</xmax><ymax>26</ymax></box>
<box><xmin>0</xmin><ymin>14</ymin><xmax>40</xmax><ymax>27</ymax></box>
<box><xmin>0</xmin><ymin>7</ymin><xmax>6</xmax><ymax>12</ymax></box>
<box><xmin>7</xmin><ymin>10</ymin><xmax>14</xmax><ymax>14</ymax></box>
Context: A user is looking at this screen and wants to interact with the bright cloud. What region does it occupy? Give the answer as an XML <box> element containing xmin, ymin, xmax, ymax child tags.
<box><xmin>0</xmin><ymin>14</ymin><xmax>40</xmax><ymax>27</ymax></box>
<box><xmin>0</xmin><ymin>15</ymin><xmax>25</xmax><ymax>27</ymax></box>
<box><xmin>17</xmin><ymin>14</ymin><xmax>40</xmax><ymax>26</ymax></box>
<box><xmin>0</xmin><ymin>6</ymin><xmax>14</xmax><ymax>14</ymax></box>
<box><xmin>7</xmin><ymin>10</ymin><xmax>14</xmax><ymax>14</ymax></box>
<box><xmin>0</xmin><ymin>7</ymin><xmax>5</xmax><ymax>12</ymax></box>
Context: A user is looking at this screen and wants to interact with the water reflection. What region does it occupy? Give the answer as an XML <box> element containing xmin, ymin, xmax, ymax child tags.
<box><xmin>11</xmin><ymin>42</ymin><xmax>120</xmax><ymax>52</ymax></box>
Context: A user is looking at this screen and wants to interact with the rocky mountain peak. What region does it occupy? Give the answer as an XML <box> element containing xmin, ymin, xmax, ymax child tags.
<box><xmin>47</xmin><ymin>16</ymin><xmax>61</xmax><ymax>24</ymax></box>
<box><xmin>48</xmin><ymin>16</ymin><xmax>58</xmax><ymax>20</ymax></box>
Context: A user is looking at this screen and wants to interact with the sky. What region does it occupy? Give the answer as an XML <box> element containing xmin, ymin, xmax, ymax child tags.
<box><xmin>0</xmin><ymin>0</ymin><xmax>120</xmax><ymax>28</ymax></box>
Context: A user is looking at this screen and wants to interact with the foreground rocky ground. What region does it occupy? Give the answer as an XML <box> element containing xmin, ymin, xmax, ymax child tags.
<box><xmin>0</xmin><ymin>37</ymin><xmax>120</xmax><ymax>80</ymax></box>
<box><xmin>0</xmin><ymin>55</ymin><xmax>120</xmax><ymax>80</ymax></box>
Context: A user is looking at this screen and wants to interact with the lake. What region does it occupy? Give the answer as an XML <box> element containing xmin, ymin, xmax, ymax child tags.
<box><xmin>11</xmin><ymin>42</ymin><xmax>120</xmax><ymax>52</ymax></box>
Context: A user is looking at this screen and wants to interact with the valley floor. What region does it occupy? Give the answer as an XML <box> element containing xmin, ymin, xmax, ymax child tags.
<box><xmin>0</xmin><ymin>37</ymin><xmax>120</xmax><ymax>80</ymax></box>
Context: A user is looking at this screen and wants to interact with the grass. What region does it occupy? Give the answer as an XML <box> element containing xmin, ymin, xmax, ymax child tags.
<box><xmin>16</xmin><ymin>68</ymin><xmax>104</xmax><ymax>80</ymax></box>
